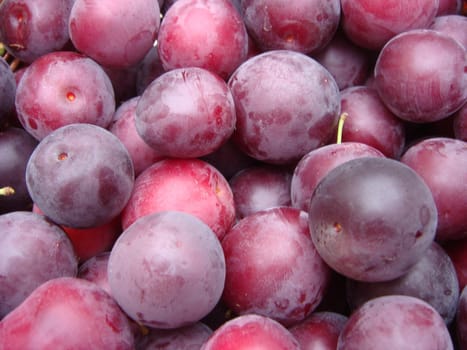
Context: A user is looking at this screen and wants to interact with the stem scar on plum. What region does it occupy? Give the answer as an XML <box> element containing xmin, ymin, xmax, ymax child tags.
<box><xmin>66</xmin><ymin>91</ymin><xmax>76</xmax><ymax>102</ymax></box>
<box><xmin>57</xmin><ymin>152</ymin><xmax>68</xmax><ymax>161</ymax></box>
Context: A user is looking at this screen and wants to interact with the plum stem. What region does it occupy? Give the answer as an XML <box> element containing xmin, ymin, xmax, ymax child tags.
<box><xmin>336</xmin><ymin>112</ymin><xmax>348</xmax><ymax>144</ymax></box>
<box><xmin>0</xmin><ymin>186</ymin><xmax>15</xmax><ymax>196</ymax></box>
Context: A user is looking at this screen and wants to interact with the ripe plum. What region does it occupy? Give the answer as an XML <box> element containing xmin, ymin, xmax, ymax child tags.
<box><xmin>109</xmin><ymin>96</ymin><xmax>164</xmax><ymax>176</ymax></box>
<box><xmin>200</xmin><ymin>313</ymin><xmax>301</xmax><ymax>350</ymax></box>
<box><xmin>338</xmin><ymin>86</ymin><xmax>406</xmax><ymax>158</ymax></box>
<box><xmin>0</xmin><ymin>277</ymin><xmax>135</xmax><ymax>349</ymax></box>
<box><xmin>228</xmin><ymin>50</ymin><xmax>341</xmax><ymax>164</ymax></box>
<box><xmin>312</xmin><ymin>30</ymin><xmax>372</xmax><ymax>90</ymax></box>
<box><xmin>401</xmin><ymin>137</ymin><xmax>467</xmax><ymax>241</ymax></box>
<box><xmin>337</xmin><ymin>295</ymin><xmax>454</xmax><ymax>349</ymax></box>
<box><xmin>291</xmin><ymin>142</ymin><xmax>385</xmax><ymax>212</ymax></box>
<box><xmin>135</xmin><ymin>67</ymin><xmax>236</xmax><ymax>158</ymax></box>
<box><xmin>308</xmin><ymin>157</ymin><xmax>438</xmax><ymax>282</ymax></box>
<box><xmin>121</xmin><ymin>158</ymin><xmax>235</xmax><ymax>240</ymax></box>
<box><xmin>241</xmin><ymin>0</ymin><xmax>341</xmax><ymax>54</ymax></box>
<box><xmin>346</xmin><ymin>241</ymin><xmax>459</xmax><ymax>324</ymax></box>
<box><xmin>221</xmin><ymin>207</ymin><xmax>331</xmax><ymax>326</ymax></box>
<box><xmin>157</xmin><ymin>0</ymin><xmax>248</xmax><ymax>79</ymax></box>
<box><xmin>69</xmin><ymin>0</ymin><xmax>160</xmax><ymax>68</ymax></box>
<box><xmin>108</xmin><ymin>211</ymin><xmax>226</xmax><ymax>329</ymax></box>
<box><xmin>374</xmin><ymin>29</ymin><xmax>467</xmax><ymax>123</ymax></box>
<box><xmin>26</xmin><ymin>123</ymin><xmax>135</xmax><ymax>228</ymax></box>
<box><xmin>0</xmin><ymin>0</ymin><xmax>74</xmax><ymax>63</ymax></box>
<box><xmin>15</xmin><ymin>51</ymin><xmax>116</xmax><ymax>140</ymax></box>
<box><xmin>0</xmin><ymin>211</ymin><xmax>78</xmax><ymax>318</ymax></box>
<box><xmin>430</xmin><ymin>14</ymin><xmax>467</xmax><ymax>49</ymax></box>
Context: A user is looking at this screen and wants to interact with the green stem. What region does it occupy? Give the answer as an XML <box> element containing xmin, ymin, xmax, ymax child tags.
<box><xmin>336</xmin><ymin>112</ymin><xmax>348</xmax><ymax>145</ymax></box>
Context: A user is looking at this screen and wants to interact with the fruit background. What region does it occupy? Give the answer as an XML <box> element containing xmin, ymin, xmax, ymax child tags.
<box><xmin>0</xmin><ymin>0</ymin><xmax>466</xmax><ymax>349</ymax></box>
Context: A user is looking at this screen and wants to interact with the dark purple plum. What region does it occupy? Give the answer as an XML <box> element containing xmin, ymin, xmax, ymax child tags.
<box><xmin>68</xmin><ymin>0</ymin><xmax>160</xmax><ymax>68</ymax></box>
<box><xmin>0</xmin><ymin>211</ymin><xmax>78</xmax><ymax>318</ymax></box>
<box><xmin>0</xmin><ymin>127</ymin><xmax>38</xmax><ymax>214</ymax></box>
<box><xmin>0</xmin><ymin>0</ymin><xmax>75</xmax><ymax>63</ymax></box>
<box><xmin>228</xmin><ymin>50</ymin><xmax>341</xmax><ymax>164</ymax></box>
<box><xmin>135</xmin><ymin>67</ymin><xmax>236</xmax><ymax>158</ymax></box>
<box><xmin>337</xmin><ymin>295</ymin><xmax>454</xmax><ymax>349</ymax></box>
<box><xmin>346</xmin><ymin>241</ymin><xmax>459</xmax><ymax>324</ymax></box>
<box><xmin>229</xmin><ymin>165</ymin><xmax>292</xmax><ymax>219</ymax></box>
<box><xmin>26</xmin><ymin>123</ymin><xmax>135</xmax><ymax>228</ymax></box>
<box><xmin>108</xmin><ymin>211</ymin><xmax>226</xmax><ymax>329</ymax></box>
<box><xmin>15</xmin><ymin>51</ymin><xmax>116</xmax><ymax>140</ymax></box>
<box><xmin>241</xmin><ymin>0</ymin><xmax>341</xmax><ymax>54</ymax></box>
<box><xmin>308</xmin><ymin>157</ymin><xmax>438</xmax><ymax>282</ymax></box>
<box><xmin>221</xmin><ymin>207</ymin><xmax>331</xmax><ymax>326</ymax></box>
<box><xmin>291</xmin><ymin>142</ymin><xmax>385</xmax><ymax>212</ymax></box>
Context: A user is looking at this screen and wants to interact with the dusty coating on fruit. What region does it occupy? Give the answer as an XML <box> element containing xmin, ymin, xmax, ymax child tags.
<box><xmin>241</xmin><ymin>0</ymin><xmax>341</xmax><ymax>54</ymax></box>
<box><xmin>200</xmin><ymin>314</ymin><xmax>301</xmax><ymax>349</ymax></box>
<box><xmin>346</xmin><ymin>241</ymin><xmax>460</xmax><ymax>324</ymax></box>
<box><xmin>121</xmin><ymin>158</ymin><xmax>235</xmax><ymax>240</ymax></box>
<box><xmin>401</xmin><ymin>137</ymin><xmax>467</xmax><ymax>241</ymax></box>
<box><xmin>228</xmin><ymin>50</ymin><xmax>341</xmax><ymax>164</ymax></box>
<box><xmin>337</xmin><ymin>295</ymin><xmax>454</xmax><ymax>349</ymax></box>
<box><xmin>108</xmin><ymin>211</ymin><xmax>226</xmax><ymax>329</ymax></box>
<box><xmin>25</xmin><ymin>123</ymin><xmax>135</xmax><ymax>228</ymax></box>
<box><xmin>68</xmin><ymin>0</ymin><xmax>160</xmax><ymax>68</ymax></box>
<box><xmin>135</xmin><ymin>67</ymin><xmax>236</xmax><ymax>158</ymax></box>
<box><xmin>0</xmin><ymin>277</ymin><xmax>135</xmax><ymax>348</ymax></box>
<box><xmin>157</xmin><ymin>0</ymin><xmax>248</xmax><ymax>79</ymax></box>
<box><xmin>221</xmin><ymin>207</ymin><xmax>331</xmax><ymax>325</ymax></box>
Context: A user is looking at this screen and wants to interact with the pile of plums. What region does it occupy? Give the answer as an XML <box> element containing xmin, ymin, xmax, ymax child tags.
<box><xmin>0</xmin><ymin>0</ymin><xmax>466</xmax><ymax>349</ymax></box>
